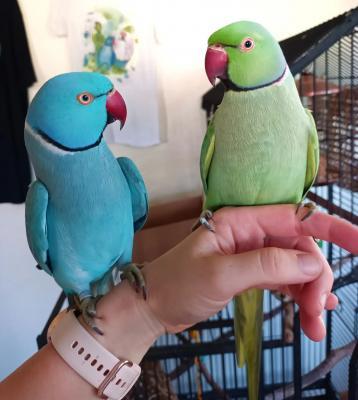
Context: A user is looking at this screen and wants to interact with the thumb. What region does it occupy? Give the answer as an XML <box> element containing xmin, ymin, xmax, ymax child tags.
<box><xmin>223</xmin><ymin>247</ymin><xmax>323</xmax><ymax>294</ymax></box>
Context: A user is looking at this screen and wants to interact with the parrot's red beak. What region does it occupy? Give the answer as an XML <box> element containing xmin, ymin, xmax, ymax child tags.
<box><xmin>106</xmin><ymin>89</ymin><xmax>127</xmax><ymax>129</ymax></box>
<box><xmin>205</xmin><ymin>45</ymin><xmax>228</xmax><ymax>86</ymax></box>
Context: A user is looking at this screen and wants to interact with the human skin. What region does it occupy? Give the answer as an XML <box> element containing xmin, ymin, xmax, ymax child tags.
<box><xmin>1</xmin><ymin>205</ymin><xmax>356</xmax><ymax>400</ymax></box>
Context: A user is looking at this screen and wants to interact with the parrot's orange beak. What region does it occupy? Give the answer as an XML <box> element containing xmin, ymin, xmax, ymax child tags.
<box><xmin>106</xmin><ymin>89</ymin><xmax>127</xmax><ymax>129</ymax></box>
<box><xmin>205</xmin><ymin>45</ymin><xmax>228</xmax><ymax>86</ymax></box>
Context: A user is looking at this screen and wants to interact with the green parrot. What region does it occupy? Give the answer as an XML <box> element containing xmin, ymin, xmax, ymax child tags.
<box><xmin>199</xmin><ymin>21</ymin><xmax>319</xmax><ymax>400</ymax></box>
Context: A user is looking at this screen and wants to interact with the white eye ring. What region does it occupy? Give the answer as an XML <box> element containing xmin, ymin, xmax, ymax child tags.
<box><xmin>77</xmin><ymin>92</ymin><xmax>94</xmax><ymax>105</ymax></box>
<box><xmin>240</xmin><ymin>37</ymin><xmax>255</xmax><ymax>52</ymax></box>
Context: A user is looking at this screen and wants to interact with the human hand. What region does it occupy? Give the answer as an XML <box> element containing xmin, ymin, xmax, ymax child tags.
<box><xmin>140</xmin><ymin>205</ymin><xmax>357</xmax><ymax>341</ymax></box>
<box><xmin>95</xmin><ymin>205</ymin><xmax>357</xmax><ymax>363</ymax></box>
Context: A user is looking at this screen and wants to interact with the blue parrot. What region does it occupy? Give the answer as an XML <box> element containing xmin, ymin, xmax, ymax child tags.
<box><xmin>97</xmin><ymin>36</ymin><xmax>116</xmax><ymax>73</ymax></box>
<box><xmin>24</xmin><ymin>72</ymin><xmax>148</xmax><ymax>331</ymax></box>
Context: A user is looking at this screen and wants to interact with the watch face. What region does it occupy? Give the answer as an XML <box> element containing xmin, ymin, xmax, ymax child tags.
<box><xmin>47</xmin><ymin>310</ymin><xmax>69</xmax><ymax>343</ymax></box>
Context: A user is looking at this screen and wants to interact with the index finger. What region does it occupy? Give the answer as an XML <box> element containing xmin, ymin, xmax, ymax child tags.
<box><xmin>218</xmin><ymin>205</ymin><xmax>358</xmax><ymax>254</ymax></box>
<box><xmin>298</xmin><ymin>210</ymin><xmax>358</xmax><ymax>254</ymax></box>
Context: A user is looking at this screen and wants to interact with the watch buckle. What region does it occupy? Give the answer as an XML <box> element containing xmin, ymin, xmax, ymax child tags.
<box><xmin>97</xmin><ymin>359</ymin><xmax>134</xmax><ymax>398</ymax></box>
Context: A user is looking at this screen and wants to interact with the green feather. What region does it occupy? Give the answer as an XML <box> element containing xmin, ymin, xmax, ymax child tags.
<box><xmin>234</xmin><ymin>289</ymin><xmax>263</xmax><ymax>400</ymax></box>
<box><xmin>303</xmin><ymin>109</ymin><xmax>320</xmax><ymax>198</ymax></box>
<box><xmin>200</xmin><ymin>119</ymin><xmax>216</xmax><ymax>194</ymax></box>
<box><xmin>208</xmin><ymin>21</ymin><xmax>286</xmax><ymax>89</ymax></box>
<box><xmin>201</xmin><ymin>74</ymin><xmax>318</xmax><ymax>211</ymax></box>
<box><xmin>200</xmin><ymin>22</ymin><xmax>319</xmax><ymax>400</ymax></box>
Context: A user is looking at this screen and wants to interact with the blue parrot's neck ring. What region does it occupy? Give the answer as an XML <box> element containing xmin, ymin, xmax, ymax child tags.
<box><xmin>222</xmin><ymin>65</ymin><xmax>288</xmax><ymax>92</ymax></box>
<box><xmin>37</xmin><ymin>129</ymin><xmax>104</xmax><ymax>152</ymax></box>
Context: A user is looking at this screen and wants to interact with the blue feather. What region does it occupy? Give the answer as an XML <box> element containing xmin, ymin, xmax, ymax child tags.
<box><xmin>25</xmin><ymin>180</ymin><xmax>52</xmax><ymax>275</ymax></box>
<box><xmin>24</xmin><ymin>72</ymin><xmax>148</xmax><ymax>297</ymax></box>
<box><xmin>117</xmin><ymin>157</ymin><xmax>148</xmax><ymax>232</ymax></box>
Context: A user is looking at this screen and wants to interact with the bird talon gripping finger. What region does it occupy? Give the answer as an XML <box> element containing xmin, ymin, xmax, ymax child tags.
<box><xmin>120</xmin><ymin>263</ymin><xmax>147</xmax><ymax>300</ymax></box>
<box><xmin>78</xmin><ymin>295</ymin><xmax>104</xmax><ymax>335</ymax></box>
<box><xmin>296</xmin><ymin>201</ymin><xmax>317</xmax><ymax>221</ymax></box>
<box><xmin>192</xmin><ymin>209</ymin><xmax>216</xmax><ymax>232</ymax></box>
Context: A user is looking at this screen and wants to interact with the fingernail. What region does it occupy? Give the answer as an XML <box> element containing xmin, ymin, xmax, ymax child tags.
<box><xmin>297</xmin><ymin>254</ymin><xmax>320</xmax><ymax>275</ymax></box>
<box><xmin>320</xmin><ymin>293</ymin><xmax>328</xmax><ymax>309</ymax></box>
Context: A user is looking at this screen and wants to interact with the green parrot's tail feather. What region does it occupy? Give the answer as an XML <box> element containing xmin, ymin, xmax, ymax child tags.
<box><xmin>234</xmin><ymin>288</ymin><xmax>264</xmax><ymax>400</ymax></box>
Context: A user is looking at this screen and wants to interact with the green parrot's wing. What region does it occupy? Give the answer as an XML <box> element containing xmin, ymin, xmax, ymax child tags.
<box><xmin>200</xmin><ymin>119</ymin><xmax>216</xmax><ymax>194</ymax></box>
<box><xmin>25</xmin><ymin>180</ymin><xmax>52</xmax><ymax>275</ymax></box>
<box><xmin>302</xmin><ymin>109</ymin><xmax>319</xmax><ymax>199</ymax></box>
<box><xmin>117</xmin><ymin>157</ymin><xmax>148</xmax><ymax>232</ymax></box>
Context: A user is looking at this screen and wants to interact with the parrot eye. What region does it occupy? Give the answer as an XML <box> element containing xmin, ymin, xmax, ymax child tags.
<box><xmin>77</xmin><ymin>92</ymin><xmax>94</xmax><ymax>105</ymax></box>
<box><xmin>240</xmin><ymin>37</ymin><xmax>255</xmax><ymax>52</ymax></box>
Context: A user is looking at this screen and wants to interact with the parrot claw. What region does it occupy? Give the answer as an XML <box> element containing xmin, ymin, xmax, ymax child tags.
<box><xmin>77</xmin><ymin>295</ymin><xmax>104</xmax><ymax>335</ymax></box>
<box><xmin>296</xmin><ymin>201</ymin><xmax>316</xmax><ymax>221</ymax></box>
<box><xmin>120</xmin><ymin>263</ymin><xmax>147</xmax><ymax>300</ymax></box>
<box><xmin>192</xmin><ymin>209</ymin><xmax>215</xmax><ymax>232</ymax></box>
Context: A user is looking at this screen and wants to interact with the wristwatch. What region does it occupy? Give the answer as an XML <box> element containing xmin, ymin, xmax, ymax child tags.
<box><xmin>47</xmin><ymin>309</ymin><xmax>141</xmax><ymax>399</ymax></box>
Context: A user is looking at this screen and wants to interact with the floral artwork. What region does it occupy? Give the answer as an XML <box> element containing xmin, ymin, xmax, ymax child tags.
<box><xmin>82</xmin><ymin>8</ymin><xmax>137</xmax><ymax>81</ymax></box>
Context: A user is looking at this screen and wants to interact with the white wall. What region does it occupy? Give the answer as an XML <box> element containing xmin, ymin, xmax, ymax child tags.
<box><xmin>0</xmin><ymin>204</ymin><xmax>62</xmax><ymax>379</ymax></box>
<box><xmin>1</xmin><ymin>0</ymin><xmax>357</xmax><ymax>381</ymax></box>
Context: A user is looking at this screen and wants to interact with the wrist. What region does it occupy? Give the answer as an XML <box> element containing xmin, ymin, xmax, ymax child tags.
<box><xmin>80</xmin><ymin>280</ymin><xmax>165</xmax><ymax>364</ymax></box>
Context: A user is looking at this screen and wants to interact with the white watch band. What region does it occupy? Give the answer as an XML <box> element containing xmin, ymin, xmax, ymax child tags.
<box><xmin>48</xmin><ymin>310</ymin><xmax>141</xmax><ymax>400</ymax></box>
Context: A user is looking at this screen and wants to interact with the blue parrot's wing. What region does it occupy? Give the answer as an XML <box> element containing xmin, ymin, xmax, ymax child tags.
<box><xmin>25</xmin><ymin>180</ymin><xmax>52</xmax><ymax>275</ymax></box>
<box><xmin>200</xmin><ymin>119</ymin><xmax>216</xmax><ymax>194</ymax></box>
<box><xmin>303</xmin><ymin>109</ymin><xmax>319</xmax><ymax>199</ymax></box>
<box><xmin>117</xmin><ymin>157</ymin><xmax>148</xmax><ymax>232</ymax></box>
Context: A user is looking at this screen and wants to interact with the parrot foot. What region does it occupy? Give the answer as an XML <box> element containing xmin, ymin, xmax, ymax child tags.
<box><xmin>296</xmin><ymin>201</ymin><xmax>316</xmax><ymax>221</ymax></box>
<box><xmin>120</xmin><ymin>263</ymin><xmax>147</xmax><ymax>300</ymax></box>
<box><xmin>76</xmin><ymin>295</ymin><xmax>104</xmax><ymax>335</ymax></box>
<box><xmin>66</xmin><ymin>294</ymin><xmax>77</xmax><ymax>310</ymax></box>
<box><xmin>192</xmin><ymin>209</ymin><xmax>215</xmax><ymax>232</ymax></box>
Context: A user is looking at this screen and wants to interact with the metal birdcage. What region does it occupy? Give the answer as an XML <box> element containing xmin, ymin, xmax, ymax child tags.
<box><xmin>37</xmin><ymin>8</ymin><xmax>358</xmax><ymax>400</ymax></box>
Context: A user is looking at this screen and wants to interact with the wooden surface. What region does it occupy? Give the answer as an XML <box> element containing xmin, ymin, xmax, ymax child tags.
<box><xmin>133</xmin><ymin>196</ymin><xmax>202</xmax><ymax>263</ymax></box>
<box><xmin>144</xmin><ymin>196</ymin><xmax>202</xmax><ymax>229</ymax></box>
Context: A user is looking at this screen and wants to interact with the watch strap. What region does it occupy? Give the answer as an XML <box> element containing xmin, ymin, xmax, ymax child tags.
<box><xmin>48</xmin><ymin>310</ymin><xmax>141</xmax><ymax>399</ymax></box>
